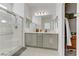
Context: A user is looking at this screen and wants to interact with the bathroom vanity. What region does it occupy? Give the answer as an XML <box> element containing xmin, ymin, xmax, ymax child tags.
<box><xmin>25</xmin><ymin>32</ymin><xmax>58</xmax><ymax>50</ymax></box>
<box><xmin>25</xmin><ymin>15</ymin><xmax>58</xmax><ymax>50</ymax></box>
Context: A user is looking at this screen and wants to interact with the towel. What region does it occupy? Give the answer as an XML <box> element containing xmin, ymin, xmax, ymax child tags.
<box><xmin>65</xmin><ymin>18</ymin><xmax>72</xmax><ymax>46</ymax></box>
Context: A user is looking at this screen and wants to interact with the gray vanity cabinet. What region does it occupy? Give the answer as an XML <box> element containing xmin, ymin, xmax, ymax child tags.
<box><xmin>25</xmin><ymin>33</ymin><xmax>32</xmax><ymax>46</ymax></box>
<box><xmin>37</xmin><ymin>33</ymin><xmax>43</xmax><ymax>47</ymax></box>
<box><xmin>25</xmin><ymin>33</ymin><xmax>58</xmax><ymax>50</ymax></box>
<box><xmin>25</xmin><ymin>33</ymin><xmax>37</xmax><ymax>46</ymax></box>
<box><xmin>43</xmin><ymin>34</ymin><xmax>58</xmax><ymax>49</ymax></box>
<box><xmin>31</xmin><ymin>33</ymin><xmax>37</xmax><ymax>46</ymax></box>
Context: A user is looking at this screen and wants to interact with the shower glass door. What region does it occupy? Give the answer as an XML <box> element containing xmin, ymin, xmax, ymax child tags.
<box><xmin>0</xmin><ymin>8</ymin><xmax>23</xmax><ymax>56</ymax></box>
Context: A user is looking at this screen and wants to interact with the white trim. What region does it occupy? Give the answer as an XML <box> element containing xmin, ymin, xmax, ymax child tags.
<box><xmin>77</xmin><ymin>3</ymin><xmax>79</xmax><ymax>56</ymax></box>
<box><xmin>57</xmin><ymin>3</ymin><xmax>65</xmax><ymax>56</ymax></box>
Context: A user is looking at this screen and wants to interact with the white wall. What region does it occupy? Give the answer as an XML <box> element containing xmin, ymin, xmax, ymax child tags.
<box><xmin>13</xmin><ymin>3</ymin><xmax>24</xmax><ymax>17</ymax></box>
<box><xmin>56</xmin><ymin>3</ymin><xmax>64</xmax><ymax>56</ymax></box>
<box><xmin>24</xmin><ymin>4</ymin><xmax>30</xmax><ymax>32</ymax></box>
<box><xmin>24</xmin><ymin>4</ymin><xmax>30</xmax><ymax>18</ymax></box>
<box><xmin>28</xmin><ymin>4</ymin><xmax>57</xmax><ymax>17</ymax></box>
<box><xmin>12</xmin><ymin>3</ymin><xmax>25</xmax><ymax>47</ymax></box>
<box><xmin>77</xmin><ymin>3</ymin><xmax>79</xmax><ymax>56</ymax></box>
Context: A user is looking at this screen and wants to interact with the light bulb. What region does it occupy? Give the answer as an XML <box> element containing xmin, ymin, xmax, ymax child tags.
<box><xmin>44</xmin><ymin>12</ymin><xmax>47</xmax><ymax>15</ymax></box>
<box><xmin>1</xmin><ymin>20</ymin><xmax>7</xmax><ymax>23</ymax></box>
<box><xmin>35</xmin><ymin>13</ymin><xmax>37</xmax><ymax>16</ymax></box>
<box><xmin>35</xmin><ymin>10</ymin><xmax>48</xmax><ymax>16</ymax></box>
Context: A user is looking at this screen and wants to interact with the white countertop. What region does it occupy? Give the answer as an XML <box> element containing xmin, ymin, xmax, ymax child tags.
<box><xmin>25</xmin><ymin>32</ymin><xmax>58</xmax><ymax>34</ymax></box>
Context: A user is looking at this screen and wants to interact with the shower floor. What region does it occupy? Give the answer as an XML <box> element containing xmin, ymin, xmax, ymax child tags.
<box><xmin>0</xmin><ymin>46</ymin><xmax>20</xmax><ymax>56</ymax></box>
<box><xmin>0</xmin><ymin>48</ymin><xmax>13</xmax><ymax>56</ymax></box>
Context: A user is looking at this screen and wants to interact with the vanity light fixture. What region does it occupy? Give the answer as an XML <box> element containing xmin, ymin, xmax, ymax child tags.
<box><xmin>35</xmin><ymin>10</ymin><xmax>48</xmax><ymax>16</ymax></box>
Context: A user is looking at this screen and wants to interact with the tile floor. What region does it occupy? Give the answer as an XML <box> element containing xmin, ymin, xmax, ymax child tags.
<box><xmin>20</xmin><ymin>47</ymin><xmax>59</xmax><ymax>56</ymax></box>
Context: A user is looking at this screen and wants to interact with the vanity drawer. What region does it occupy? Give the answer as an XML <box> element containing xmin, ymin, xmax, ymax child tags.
<box><xmin>43</xmin><ymin>34</ymin><xmax>58</xmax><ymax>49</ymax></box>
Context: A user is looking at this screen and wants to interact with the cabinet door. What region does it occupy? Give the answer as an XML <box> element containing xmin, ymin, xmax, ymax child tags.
<box><xmin>43</xmin><ymin>34</ymin><xmax>58</xmax><ymax>49</ymax></box>
<box><xmin>37</xmin><ymin>33</ymin><xmax>43</xmax><ymax>47</ymax></box>
<box><xmin>25</xmin><ymin>33</ymin><xmax>37</xmax><ymax>46</ymax></box>
<box><xmin>31</xmin><ymin>33</ymin><xmax>37</xmax><ymax>46</ymax></box>
<box><xmin>25</xmin><ymin>33</ymin><xmax>32</xmax><ymax>46</ymax></box>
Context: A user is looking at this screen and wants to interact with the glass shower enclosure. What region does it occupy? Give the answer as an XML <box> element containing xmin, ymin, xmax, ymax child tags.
<box><xmin>0</xmin><ymin>7</ymin><xmax>23</xmax><ymax>56</ymax></box>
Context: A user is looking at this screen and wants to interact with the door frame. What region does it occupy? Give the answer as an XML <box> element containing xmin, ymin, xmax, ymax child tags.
<box><xmin>77</xmin><ymin>3</ymin><xmax>79</xmax><ymax>56</ymax></box>
<box><xmin>57</xmin><ymin>3</ymin><xmax>65</xmax><ymax>56</ymax></box>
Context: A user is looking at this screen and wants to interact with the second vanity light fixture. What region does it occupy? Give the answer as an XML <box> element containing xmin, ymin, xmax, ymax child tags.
<box><xmin>34</xmin><ymin>10</ymin><xmax>48</xmax><ymax>16</ymax></box>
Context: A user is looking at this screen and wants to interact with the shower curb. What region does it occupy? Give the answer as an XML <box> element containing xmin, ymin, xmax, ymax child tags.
<box><xmin>12</xmin><ymin>47</ymin><xmax>26</xmax><ymax>56</ymax></box>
